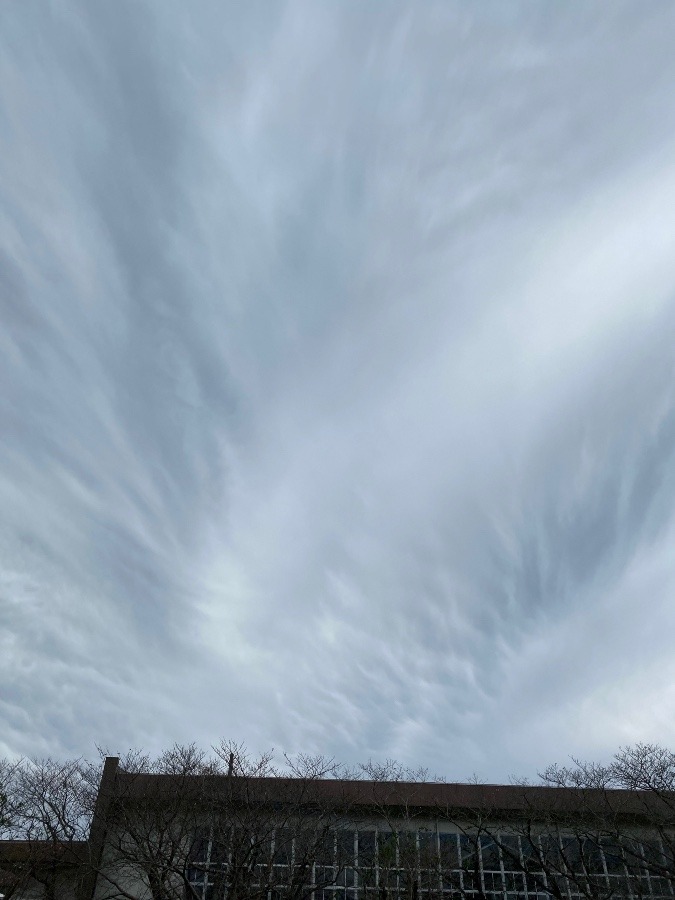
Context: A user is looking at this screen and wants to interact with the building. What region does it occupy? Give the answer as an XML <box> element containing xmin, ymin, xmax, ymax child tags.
<box><xmin>1</xmin><ymin>757</ymin><xmax>673</xmax><ymax>900</ymax></box>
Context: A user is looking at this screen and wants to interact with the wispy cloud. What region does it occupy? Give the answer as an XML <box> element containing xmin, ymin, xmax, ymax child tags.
<box><xmin>2</xmin><ymin>0</ymin><xmax>675</xmax><ymax>779</ymax></box>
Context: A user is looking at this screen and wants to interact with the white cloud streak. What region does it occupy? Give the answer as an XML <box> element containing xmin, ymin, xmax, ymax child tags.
<box><xmin>2</xmin><ymin>0</ymin><xmax>675</xmax><ymax>779</ymax></box>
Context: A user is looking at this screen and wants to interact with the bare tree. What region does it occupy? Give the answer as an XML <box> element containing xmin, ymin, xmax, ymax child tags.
<box><xmin>93</xmin><ymin>743</ymin><xmax>359</xmax><ymax>900</ymax></box>
<box><xmin>2</xmin><ymin>743</ymin><xmax>674</xmax><ymax>900</ymax></box>
<box><xmin>351</xmin><ymin>760</ymin><xmax>446</xmax><ymax>900</ymax></box>
<box><xmin>425</xmin><ymin>744</ymin><xmax>675</xmax><ymax>900</ymax></box>
<box><xmin>0</xmin><ymin>757</ymin><xmax>93</xmax><ymax>900</ymax></box>
<box><xmin>538</xmin><ymin>744</ymin><xmax>675</xmax><ymax>897</ymax></box>
<box><xmin>348</xmin><ymin>750</ymin><xmax>675</xmax><ymax>900</ymax></box>
<box><xmin>0</xmin><ymin>757</ymin><xmax>22</xmax><ymax>833</ymax></box>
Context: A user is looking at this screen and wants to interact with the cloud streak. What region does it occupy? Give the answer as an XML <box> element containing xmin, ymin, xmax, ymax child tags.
<box><xmin>2</xmin><ymin>0</ymin><xmax>675</xmax><ymax>779</ymax></box>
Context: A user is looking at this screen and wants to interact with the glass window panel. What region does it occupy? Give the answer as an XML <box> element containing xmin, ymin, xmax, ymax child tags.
<box><xmin>560</xmin><ymin>837</ymin><xmax>584</xmax><ymax>875</ymax></box>
<box><xmin>526</xmin><ymin>872</ymin><xmax>550</xmax><ymax>894</ymax></box>
<box><xmin>459</xmin><ymin>835</ymin><xmax>479</xmax><ymax>870</ymax></box>
<box><xmin>210</xmin><ymin>836</ymin><xmax>230</xmax><ymax>866</ymax></box>
<box><xmin>442</xmin><ymin>871</ymin><xmax>462</xmax><ymax>891</ymax></box>
<box><xmin>358</xmin><ymin>832</ymin><xmax>376</xmax><ymax>866</ymax></box>
<box><xmin>188</xmin><ymin>868</ymin><xmax>206</xmax><ymax>885</ymax></box>
<box><xmin>399</xmin><ymin>870</ymin><xmax>419</xmax><ymax>896</ymax></box>
<box><xmin>651</xmin><ymin>876</ymin><xmax>670</xmax><ymax>895</ymax></box>
<box><xmin>537</xmin><ymin>835</ymin><xmax>562</xmax><ymax>871</ymax></box>
<box><xmin>499</xmin><ymin>836</ymin><xmax>521</xmax><ymax>871</ymax></box>
<box><xmin>462</xmin><ymin>870</ymin><xmax>480</xmax><ymax>891</ymax></box>
<box><xmin>607</xmin><ymin>874</ymin><xmax>631</xmax><ymax>896</ymax></box>
<box><xmin>274</xmin><ymin>828</ymin><xmax>293</xmax><ymax>865</ymax></box>
<box><xmin>272</xmin><ymin>867</ymin><xmax>291</xmax><ymax>887</ymax></box>
<box><xmin>582</xmin><ymin>839</ymin><xmax>605</xmax><ymax>875</ymax></box>
<box><xmin>254</xmin><ymin>861</ymin><xmax>270</xmax><ymax>882</ymax></box>
<box><xmin>293</xmin><ymin>827</ymin><xmax>316</xmax><ymax>862</ymax></box>
<box><xmin>378</xmin><ymin>831</ymin><xmax>398</xmax><ymax>867</ymax></box>
<box><xmin>480</xmin><ymin>837</ymin><xmax>501</xmax><ymax>872</ymax></box>
<box><xmin>251</xmin><ymin>833</ymin><xmax>274</xmax><ymax>868</ymax></box>
<box><xmin>521</xmin><ymin>837</ymin><xmax>544</xmax><ymax>873</ymax></box>
<box><xmin>191</xmin><ymin>831</ymin><xmax>211</xmax><ymax>863</ymax></box>
<box><xmin>358</xmin><ymin>861</ymin><xmax>378</xmax><ymax>891</ymax></box>
<box><xmin>337</xmin><ymin>831</ymin><xmax>356</xmax><ymax>865</ymax></box>
<box><xmin>602</xmin><ymin>840</ymin><xmax>625</xmax><ymax>875</ymax></box>
<box><xmin>622</xmin><ymin>839</ymin><xmax>647</xmax><ymax>876</ymax></box>
<box><xmin>587</xmin><ymin>872</ymin><xmax>609</xmax><ymax>893</ymax></box>
<box><xmin>419</xmin><ymin>834</ymin><xmax>439</xmax><ymax>881</ymax></box>
<box><xmin>546</xmin><ymin>872</ymin><xmax>569</xmax><ymax>894</ymax></box>
<box><xmin>381</xmin><ymin>870</ymin><xmax>399</xmax><ymax>890</ymax></box>
<box><xmin>483</xmin><ymin>871</ymin><xmax>504</xmax><ymax>892</ymax></box>
<box><xmin>398</xmin><ymin>830</ymin><xmax>418</xmax><ymax>868</ymax></box>
<box><xmin>316</xmin><ymin>833</ymin><xmax>336</xmax><ymax>866</ymax></box>
<box><xmin>418</xmin><ymin>829</ymin><xmax>438</xmax><ymax>867</ymax></box>
<box><xmin>439</xmin><ymin>833</ymin><xmax>460</xmax><ymax>870</ymax></box>
<box><xmin>336</xmin><ymin>867</ymin><xmax>357</xmax><ymax>888</ymax></box>
<box><xmin>504</xmin><ymin>872</ymin><xmax>525</xmax><ymax>892</ymax></box>
<box><xmin>315</xmin><ymin>866</ymin><xmax>335</xmax><ymax>887</ymax></box>
<box><xmin>420</xmin><ymin>868</ymin><xmax>440</xmax><ymax>892</ymax></box>
<box><xmin>642</xmin><ymin>840</ymin><xmax>665</xmax><ymax>871</ymax></box>
<box><xmin>662</xmin><ymin>840</ymin><xmax>675</xmax><ymax>869</ymax></box>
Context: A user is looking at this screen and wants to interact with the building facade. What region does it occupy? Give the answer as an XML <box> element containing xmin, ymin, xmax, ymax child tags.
<box><xmin>2</xmin><ymin>757</ymin><xmax>673</xmax><ymax>900</ymax></box>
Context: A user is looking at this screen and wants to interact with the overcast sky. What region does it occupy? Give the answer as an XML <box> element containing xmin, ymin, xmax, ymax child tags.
<box><xmin>2</xmin><ymin>1</ymin><xmax>675</xmax><ymax>782</ymax></box>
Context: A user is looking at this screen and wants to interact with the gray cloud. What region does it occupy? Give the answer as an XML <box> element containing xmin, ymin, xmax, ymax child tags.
<box><xmin>2</xmin><ymin>0</ymin><xmax>675</xmax><ymax>779</ymax></box>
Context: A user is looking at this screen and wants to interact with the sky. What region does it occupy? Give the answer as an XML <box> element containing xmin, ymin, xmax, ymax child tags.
<box><xmin>2</xmin><ymin>1</ymin><xmax>675</xmax><ymax>783</ymax></box>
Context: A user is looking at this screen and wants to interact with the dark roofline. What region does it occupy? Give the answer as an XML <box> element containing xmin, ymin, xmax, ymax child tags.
<box><xmin>110</xmin><ymin>762</ymin><xmax>672</xmax><ymax>822</ymax></box>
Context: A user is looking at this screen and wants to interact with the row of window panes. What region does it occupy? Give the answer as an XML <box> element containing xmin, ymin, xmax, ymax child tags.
<box><xmin>191</xmin><ymin>830</ymin><xmax>673</xmax><ymax>873</ymax></box>
<box><xmin>190</xmin><ymin>889</ymin><xmax>673</xmax><ymax>900</ymax></box>
<box><xmin>188</xmin><ymin>831</ymin><xmax>673</xmax><ymax>899</ymax></box>
<box><xmin>189</xmin><ymin>876</ymin><xmax>674</xmax><ymax>900</ymax></box>
<box><xmin>190</xmin><ymin>884</ymin><xmax>673</xmax><ymax>900</ymax></box>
